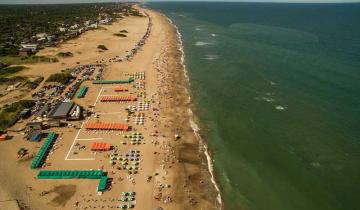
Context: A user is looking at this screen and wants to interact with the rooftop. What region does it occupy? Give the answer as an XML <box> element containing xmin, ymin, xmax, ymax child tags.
<box><xmin>48</xmin><ymin>101</ymin><xmax>74</xmax><ymax>119</ymax></box>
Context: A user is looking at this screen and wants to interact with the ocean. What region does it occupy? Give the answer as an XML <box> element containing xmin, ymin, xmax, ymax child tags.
<box><xmin>145</xmin><ymin>2</ymin><xmax>360</xmax><ymax>210</ymax></box>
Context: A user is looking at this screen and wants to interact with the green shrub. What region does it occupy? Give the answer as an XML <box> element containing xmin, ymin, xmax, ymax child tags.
<box><xmin>97</xmin><ymin>45</ymin><xmax>108</xmax><ymax>51</ymax></box>
<box><xmin>27</xmin><ymin>76</ymin><xmax>44</xmax><ymax>89</ymax></box>
<box><xmin>0</xmin><ymin>65</ymin><xmax>26</xmax><ymax>76</ymax></box>
<box><xmin>0</xmin><ymin>100</ymin><xmax>34</xmax><ymax>129</ymax></box>
<box><xmin>0</xmin><ymin>76</ymin><xmax>26</xmax><ymax>83</ymax></box>
<box><xmin>46</xmin><ymin>72</ymin><xmax>72</xmax><ymax>84</ymax></box>
<box><xmin>114</xmin><ymin>33</ymin><xmax>127</xmax><ymax>37</ymax></box>
<box><xmin>57</xmin><ymin>51</ymin><xmax>73</xmax><ymax>58</ymax></box>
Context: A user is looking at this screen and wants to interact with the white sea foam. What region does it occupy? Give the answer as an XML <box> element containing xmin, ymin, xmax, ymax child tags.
<box><xmin>270</xmin><ymin>81</ymin><xmax>277</xmax><ymax>86</ymax></box>
<box><xmin>262</xmin><ymin>97</ymin><xmax>275</xmax><ymax>103</ymax></box>
<box><xmin>223</xmin><ymin>172</ymin><xmax>231</xmax><ymax>183</ymax></box>
<box><xmin>311</xmin><ymin>161</ymin><xmax>321</xmax><ymax>168</ymax></box>
<box><xmin>195</xmin><ymin>41</ymin><xmax>212</xmax><ymax>46</ymax></box>
<box><xmin>211</xmin><ymin>33</ymin><xmax>217</xmax><ymax>37</ymax></box>
<box><xmin>165</xmin><ymin>14</ymin><xmax>223</xmax><ymax>209</ymax></box>
<box><xmin>255</xmin><ymin>93</ymin><xmax>276</xmax><ymax>103</ymax></box>
<box><xmin>275</xmin><ymin>105</ymin><xmax>287</xmax><ymax>110</ymax></box>
<box><xmin>203</xmin><ymin>54</ymin><xmax>220</xmax><ymax>60</ymax></box>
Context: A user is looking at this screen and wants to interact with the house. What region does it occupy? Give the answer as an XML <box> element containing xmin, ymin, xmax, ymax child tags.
<box><xmin>36</xmin><ymin>33</ymin><xmax>47</xmax><ymax>38</ymax></box>
<box><xmin>70</xmin><ymin>24</ymin><xmax>80</xmax><ymax>30</ymax></box>
<box><xmin>99</xmin><ymin>18</ymin><xmax>112</xmax><ymax>25</ymax></box>
<box><xmin>47</xmin><ymin>101</ymin><xmax>81</xmax><ymax>120</ymax></box>
<box><xmin>19</xmin><ymin>48</ymin><xmax>33</xmax><ymax>57</ymax></box>
<box><xmin>78</xmin><ymin>28</ymin><xmax>84</xmax><ymax>34</ymax></box>
<box><xmin>46</xmin><ymin>119</ymin><xmax>61</xmax><ymax>127</ymax></box>
<box><xmin>58</xmin><ymin>27</ymin><xmax>67</xmax><ymax>32</ymax></box>
<box><xmin>26</xmin><ymin>130</ymin><xmax>43</xmax><ymax>142</ymax></box>
<box><xmin>66</xmin><ymin>31</ymin><xmax>79</xmax><ymax>39</ymax></box>
<box><xmin>47</xmin><ymin>35</ymin><xmax>57</xmax><ymax>42</ymax></box>
<box><xmin>20</xmin><ymin>44</ymin><xmax>38</xmax><ymax>52</ymax></box>
<box><xmin>37</xmin><ymin>37</ymin><xmax>47</xmax><ymax>44</ymax></box>
<box><xmin>48</xmin><ymin>101</ymin><xmax>74</xmax><ymax>119</ymax></box>
<box><xmin>35</xmin><ymin>104</ymin><xmax>50</xmax><ymax>118</ymax></box>
<box><xmin>6</xmin><ymin>82</ymin><xmax>22</xmax><ymax>91</ymax></box>
<box><xmin>19</xmin><ymin>108</ymin><xmax>31</xmax><ymax>119</ymax></box>
<box><xmin>26</xmin><ymin>122</ymin><xmax>43</xmax><ymax>131</ymax></box>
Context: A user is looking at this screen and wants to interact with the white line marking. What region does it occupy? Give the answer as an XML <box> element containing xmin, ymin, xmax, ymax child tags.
<box><xmin>65</xmin><ymin>158</ymin><xmax>96</xmax><ymax>161</ymax></box>
<box><xmin>65</xmin><ymin>122</ymin><xmax>85</xmax><ymax>160</ymax></box>
<box><xmin>93</xmin><ymin>87</ymin><xmax>104</xmax><ymax>107</ymax></box>
<box><xmin>76</xmin><ymin>138</ymin><xmax>104</xmax><ymax>141</ymax></box>
<box><xmin>65</xmin><ymin>84</ymin><xmax>123</xmax><ymax>161</ymax></box>
<box><xmin>65</xmin><ymin>116</ymin><xmax>91</xmax><ymax>160</ymax></box>
<box><xmin>96</xmin><ymin>112</ymin><xmax>123</xmax><ymax>115</ymax></box>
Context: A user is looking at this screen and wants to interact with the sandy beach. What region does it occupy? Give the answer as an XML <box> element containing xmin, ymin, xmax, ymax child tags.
<box><xmin>0</xmin><ymin>5</ymin><xmax>219</xmax><ymax>210</ymax></box>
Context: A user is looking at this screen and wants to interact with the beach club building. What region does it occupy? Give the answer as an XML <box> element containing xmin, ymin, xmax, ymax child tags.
<box><xmin>47</xmin><ymin>101</ymin><xmax>82</xmax><ymax>120</ymax></box>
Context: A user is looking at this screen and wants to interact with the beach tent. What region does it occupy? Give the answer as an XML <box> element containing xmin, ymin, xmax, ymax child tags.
<box><xmin>114</xmin><ymin>86</ymin><xmax>129</xmax><ymax>92</ymax></box>
<box><xmin>85</xmin><ymin>122</ymin><xmax>129</xmax><ymax>131</ymax></box>
<box><xmin>30</xmin><ymin>132</ymin><xmax>57</xmax><ymax>169</ymax></box>
<box><xmin>76</xmin><ymin>86</ymin><xmax>88</xmax><ymax>98</ymax></box>
<box><xmin>93</xmin><ymin>77</ymin><xmax>134</xmax><ymax>84</ymax></box>
<box><xmin>100</xmin><ymin>96</ymin><xmax>137</xmax><ymax>102</ymax></box>
<box><xmin>91</xmin><ymin>142</ymin><xmax>111</xmax><ymax>151</ymax></box>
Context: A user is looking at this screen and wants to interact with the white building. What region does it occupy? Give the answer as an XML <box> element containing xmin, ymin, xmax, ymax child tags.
<box><xmin>58</xmin><ymin>27</ymin><xmax>66</xmax><ymax>32</ymax></box>
<box><xmin>70</xmin><ymin>24</ymin><xmax>80</xmax><ymax>30</ymax></box>
<box><xmin>20</xmin><ymin>44</ymin><xmax>38</xmax><ymax>51</ymax></box>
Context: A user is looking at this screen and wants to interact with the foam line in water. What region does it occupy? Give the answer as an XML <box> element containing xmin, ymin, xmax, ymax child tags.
<box><xmin>195</xmin><ymin>41</ymin><xmax>212</xmax><ymax>46</ymax></box>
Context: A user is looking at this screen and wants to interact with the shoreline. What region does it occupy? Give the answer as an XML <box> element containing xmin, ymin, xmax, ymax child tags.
<box><xmin>139</xmin><ymin>5</ymin><xmax>221</xmax><ymax>208</ymax></box>
<box><xmin>164</xmin><ymin>14</ymin><xmax>223</xmax><ymax>208</ymax></box>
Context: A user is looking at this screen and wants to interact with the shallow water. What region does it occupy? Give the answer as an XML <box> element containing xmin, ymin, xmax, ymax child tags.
<box><xmin>147</xmin><ymin>2</ymin><xmax>360</xmax><ymax>210</ymax></box>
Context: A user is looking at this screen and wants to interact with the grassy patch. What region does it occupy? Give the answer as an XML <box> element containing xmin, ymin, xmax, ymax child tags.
<box><xmin>0</xmin><ymin>66</ymin><xmax>27</xmax><ymax>77</ymax></box>
<box><xmin>0</xmin><ymin>100</ymin><xmax>34</xmax><ymax>130</ymax></box>
<box><xmin>46</xmin><ymin>73</ymin><xmax>72</xmax><ymax>84</ymax></box>
<box><xmin>114</xmin><ymin>33</ymin><xmax>127</xmax><ymax>37</ymax></box>
<box><xmin>128</xmin><ymin>8</ymin><xmax>145</xmax><ymax>17</ymax></box>
<box><xmin>97</xmin><ymin>45</ymin><xmax>108</xmax><ymax>51</ymax></box>
<box><xmin>27</xmin><ymin>76</ymin><xmax>44</xmax><ymax>89</ymax></box>
<box><xmin>0</xmin><ymin>76</ymin><xmax>26</xmax><ymax>84</ymax></box>
<box><xmin>0</xmin><ymin>55</ymin><xmax>58</xmax><ymax>65</ymax></box>
<box><xmin>57</xmin><ymin>51</ymin><xmax>73</xmax><ymax>58</ymax></box>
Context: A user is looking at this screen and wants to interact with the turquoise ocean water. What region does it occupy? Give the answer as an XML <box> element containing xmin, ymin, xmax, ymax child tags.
<box><xmin>146</xmin><ymin>2</ymin><xmax>360</xmax><ymax>210</ymax></box>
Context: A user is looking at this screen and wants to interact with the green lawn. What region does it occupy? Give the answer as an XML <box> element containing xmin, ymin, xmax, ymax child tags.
<box><xmin>0</xmin><ymin>66</ymin><xmax>27</xmax><ymax>77</ymax></box>
<box><xmin>0</xmin><ymin>100</ymin><xmax>34</xmax><ymax>130</ymax></box>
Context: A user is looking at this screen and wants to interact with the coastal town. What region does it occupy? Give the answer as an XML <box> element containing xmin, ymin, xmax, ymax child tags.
<box><xmin>0</xmin><ymin>3</ymin><xmax>219</xmax><ymax>210</ymax></box>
